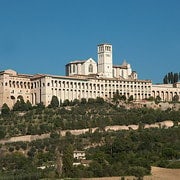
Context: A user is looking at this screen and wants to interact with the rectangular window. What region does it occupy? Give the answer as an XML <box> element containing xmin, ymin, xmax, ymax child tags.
<box><xmin>73</xmin><ymin>64</ymin><xmax>76</xmax><ymax>73</ymax></box>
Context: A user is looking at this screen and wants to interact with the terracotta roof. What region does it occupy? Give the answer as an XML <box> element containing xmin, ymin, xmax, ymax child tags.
<box><xmin>113</xmin><ymin>65</ymin><xmax>128</xmax><ymax>69</ymax></box>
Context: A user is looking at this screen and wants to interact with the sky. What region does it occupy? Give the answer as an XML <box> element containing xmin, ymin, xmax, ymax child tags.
<box><xmin>0</xmin><ymin>0</ymin><xmax>180</xmax><ymax>83</ymax></box>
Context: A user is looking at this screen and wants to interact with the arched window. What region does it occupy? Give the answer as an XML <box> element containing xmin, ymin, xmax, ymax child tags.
<box><xmin>89</xmin><ymin>64</ymin><xmax>93</xmax><ymax>73</ymax></box>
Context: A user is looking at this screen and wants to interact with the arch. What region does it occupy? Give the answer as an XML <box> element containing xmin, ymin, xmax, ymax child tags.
<box><xmin>12</xmin><ymin>81</ymin><xmax>15</xmax><ymax>88</ymax></box>
<box><xmin>16</xmin><ymin>81</ymin><xmax>19</xmax><ymax>88</ymax></box>
<box><xmin>51</xmin><ymin>80</ymin><xmax>54</xmax><ymax>87</ymax></box>
<box><xmin>20</xmin><ymin>81</ymin><xmax>23</xmax><ymax>88</ymax></box>
<box><xmin>134</xmin><ymin>93</ymin><xmax>137</xmax><ymax>100</ymax></box>
<box><xmin>10</xmin><ymin>95</ymin><xmax>16</xmax><ymax>106</ymax></box>
<box><xmin>165</xmin><ymin>92</ymin><xmax>169</xmax><ymax>101</ymax></box>
<box><xmin>24</xmin><ymin>82</ymin><xmax>27</xmax><ymax>88</ymax></box>
<box><xmin>11</xmin><ymin>96</ymin><xmax>15</xmax><ymax>100</ymax></box>
<box><xmin>37</xmin><ymin>81</ymin><xmax>39</xmax><ymax>87</ymax></box>
<box><xmin>17</xmin><ymin>95</ymin><xmax>23</xmax><ymax>100</ymax></box>
<box><xmin>9</xmin><ymin>80</ymin><xmax>12</xmax><ymax>87</ymax></box>
<box><xmin>161</xmin><ymin>91</ymin><xmax>164</xmax><ymax>101</ymax></box>
<box><xmin>27</xmin><ymin>82</ymin><xmax>30</xmax><ymax>89</ymax></box>
<box><xmin>55</xmin><ymin>80</ymin><xmax>58</xmax><ymax>87</ymax></box>
<box><xmin>170</xmin><ymin>92</ymin><xmax>173</xmax><ymax>101</ymax></box>
<box><xmin>31</xmin><ymin>83</ymin><xmax>33</xmax><ymax>89</ymax></box>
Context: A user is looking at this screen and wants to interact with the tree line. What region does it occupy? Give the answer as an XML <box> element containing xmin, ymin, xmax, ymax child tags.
<box><xmin>163</xmin><ymin>72</ymin><xmax>180</xmax><ymax>84</ymax></box>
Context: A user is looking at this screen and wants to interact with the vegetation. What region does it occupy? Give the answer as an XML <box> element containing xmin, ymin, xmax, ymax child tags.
<box><xmin>0</xmin><ymin>96</ymin><xmax>179</xmax><ymax>178</ymax></box>
<box><xmin>49</xmin><ymin>95</ymin><xmax>60</xmax><ymax>108</ymax></box>
<box><xmin>1</xmin><ymin>99</ymin><xmax>180</xmax><ymax>138</ymax></box>
<box><xmin>163</xmin><ymin>72</ymin><xmax>180</xmax><ymax>84</ymax></box>
<box><xmin>1</xmin><ymin>103</ymin><xmax>10</xmax><ymax>117</ymax></box>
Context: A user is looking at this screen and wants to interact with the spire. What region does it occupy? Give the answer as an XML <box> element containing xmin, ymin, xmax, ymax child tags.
<box><xmin>122</xmin><ymin>59</ymin><xmax>128</xmax><ymax>66</ymax></box>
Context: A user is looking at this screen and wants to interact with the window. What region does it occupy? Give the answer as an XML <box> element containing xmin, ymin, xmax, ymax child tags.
<box><xmin>73</xmin><ymin>64</ymin><xmax>76</xmax><ymax>73</ymax></box>
<box><xmin>89</xmin><ymin>64</ymin><xmax>93</xmax><ymax>73</ymax></box>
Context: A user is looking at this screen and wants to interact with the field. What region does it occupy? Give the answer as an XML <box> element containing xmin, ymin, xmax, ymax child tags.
<box><xmin>81</xmin><ymin>166</ymin><xmax>180</xmax><ymax>180</ymax></box>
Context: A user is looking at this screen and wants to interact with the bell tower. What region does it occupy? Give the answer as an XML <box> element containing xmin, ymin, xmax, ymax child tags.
<box><xmin>97</xmin><ymin>43</ymin><xmax>113</xmax><ymax>78</ymax></box>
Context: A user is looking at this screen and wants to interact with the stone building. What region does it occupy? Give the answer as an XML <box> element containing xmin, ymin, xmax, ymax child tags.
<box><xmin>0</xmin><ymin>69</ymin><xmax>32</xmax><ymax>108</ymax></box>
<box><xmin>0</xmin><ymin>43</ymin><xmax>179</xmax><ymax>109</ymax></box>
<box><xmin>152</xmin><ymin>82</ymin><xmax>180</xmax><ymax>101</ymax></box>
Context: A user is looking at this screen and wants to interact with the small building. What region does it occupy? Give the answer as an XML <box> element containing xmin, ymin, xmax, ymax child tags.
<box><xmin>73</xmin><ymin>150</ymin><xmax>86</xmax><ymax>160</ymax></box>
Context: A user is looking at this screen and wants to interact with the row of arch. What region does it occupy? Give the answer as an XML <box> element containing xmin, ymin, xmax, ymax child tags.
<box><xmin>9</xmin><ymin>90</ymin><xmax>178</xmax><ymax>107</ymax></box>
<box><xmin>4</xmin><ymin>80</ymin><xmax>31</xmax><ymax>89</ymax></box>
<box><xmin>2</xmin><ymin>79</ymin><xmax>150</xmax><ymax>90</ymax></box>
<box><xmin>50</xmin><ymin>80</ymin><xmax>150</xmax><ymax>90</ymax></box>
<box><xmin>152</xmin><ymin>90</ymin><xmax>180</xmax><ymax>101</ymax></box>
<box><xmin>2</xmin><ymin>80</ymin><xmax>45</xmax><ymax>89</ymax></box>
<box><xmin>51</xmin><ymin>87</ymin><xmax>151</xmax><ymax>103</ymax></box>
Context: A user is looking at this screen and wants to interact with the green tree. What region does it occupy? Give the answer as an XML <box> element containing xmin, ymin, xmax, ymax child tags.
<box><xmin>62</xmin><ymin>144</ymin><xmax>73</xmax><ymax>177</ymax></box>
<box><xmin>113</xmin><ymin>90</ymin><xmax>121</xmax><ymax>102</ymax></box>
<box><xmin>35</xmin><ymin>102</ymin><xmax>45</xmax><ymax>110</ymax></box>
<box><xmin>174</xmin><ymin>73</ymin><xmax>179</xmax><ymax>83</ymax></box>
<box><xmin>13</xmin><ymin>97</ymin><xmax>27</xmax><ymax>111</ymax></box>
<box><xmin>63</xmin><ymin>99</ymin><xmax>70</xmax><ymax>106</ymax></box>
<box><xmin>0</xmin><ymin>152</ymin><xmax>37</xmax><ymax>175</ymax></box>
<box><xmin>88</xmin><ymin>161</ymin><xmax>103</xmax><ymax>177</ymax></box>
<box><xmin>72</xmin><ymin>98</ymin><xmax>80</xmax><ymax>105</ymax></box>
<box><xmin>96</xmin><ymin>97</ymin><xmax>104</xmax><ymax>104</ymax></box>
<box><xmin>170</xmin><ymin>72</ymin><xmax>173</xmax><ymax>83</ymax></box>
<box><xmin>163</xmin><ymin>74</ymin><xmax>168</xmax><ymax>84</ymax></box>
<box><xmin>50</xmin><ymin>95</ymin><xmax>59</xmax><ymax>108</ymax></box>
<box><xmin>26</xmin><ymin>100</ymin><xmax>33</xmax><ymax>110</ymax></box>
<box><xmin>155</xmin><ymin>95</ymin><xmax>161</xmax><ymax>104</ymax></box>
<box><xmin>128</xmin><ymin>166</ymin><xmax>148</xmax><ymax>179</ymax></box>
<box><xmin>88</xmin><ymin>98</ymin><xmax>95</xmax><ymax>104</ymax></box>
<box><xmin>147</xmin><ymin>96</ymin><xmax>154</xmax><ymax>101</ymax></box>
<box><xmin>0</xmin><ymin>126</ymin><xmax>6</xmax><ymax>139</ymax></box>
<box><xmin>128</xmin><ymin>95</ymin><xmax>133</xmax><ymax>102</ymax></box>
<box><xmin>120</xmin><ymin>95</ymin><xmax>126</xmax><ymax>101</ymax></box>
<box><xmin>172</xmin><ymin>95</ymin><xmax>179</xmax><ymax>102</ymax></box>
<box><xmin>1</xmin><ymin>103</ymin><xmax>10</xmax><ymax>116</ymax></box>
<box><xmin>163</xmin><ymin>72</ymin><xmax>180</xmax><ymax>84</ymax></box>
<box><xmin>81</xmin><ymin>98</ymin><xmax>87</xmax><ymax>104</ymax></box>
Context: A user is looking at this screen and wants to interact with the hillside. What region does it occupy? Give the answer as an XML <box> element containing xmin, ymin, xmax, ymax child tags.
<box><xmin>0</xmin><ymin>99</ymin><xmax>180</xmax><ymax>179</ymax></box>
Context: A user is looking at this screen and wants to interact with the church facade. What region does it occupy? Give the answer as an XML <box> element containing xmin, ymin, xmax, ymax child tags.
<box><xmin>0</xmin><ymin>43</ymin><xmax>180</xmax><ymax>108</ymax></box>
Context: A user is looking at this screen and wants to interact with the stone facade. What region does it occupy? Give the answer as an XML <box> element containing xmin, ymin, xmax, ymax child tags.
<box><xmin>152</xmin><ymin>83</ymin><xmax>180</xmax><ymax>101</ymax></box>
<box><xmin>0</xmin><ymin>69</ymin><xmax>32</xmax><ymax>108</ymax></box>
<box><xmin>0</xmin><ymin>43</ymin><xmax>180</xmax><ymax>109</ymax></box>
<box><xmin>66</xmin><ymin>58</ymin><xmax>97</xmax><ymax>76</ymax></box>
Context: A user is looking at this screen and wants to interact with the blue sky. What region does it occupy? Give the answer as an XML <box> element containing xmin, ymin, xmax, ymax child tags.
<box><xmin>0</xmin><ymin>0</ymin><xmax>180</xmax><ymax>83</ymax></box>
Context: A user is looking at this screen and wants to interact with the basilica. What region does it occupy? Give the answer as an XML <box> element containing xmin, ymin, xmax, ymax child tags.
<box><xmin>0</xmin><ymin>43</ymin><xmax>180</xmax><ymax>108</ymax></box>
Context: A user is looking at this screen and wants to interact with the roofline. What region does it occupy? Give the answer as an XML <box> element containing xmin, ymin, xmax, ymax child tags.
<box><xmin>98</xmin><ymin>43</ymin><xmax>112</xmax><ymax>46</ymax></box>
